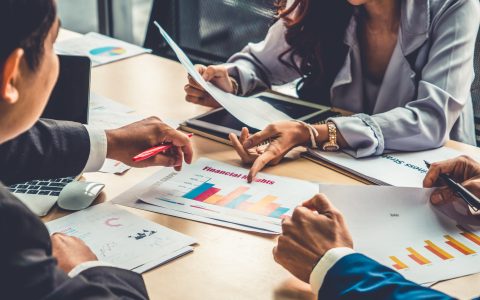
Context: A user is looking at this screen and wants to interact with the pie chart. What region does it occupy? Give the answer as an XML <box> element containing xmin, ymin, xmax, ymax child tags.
<box><xmin>90</xmin><ymin>46</ymin><xmax>127</xmax><ymax>57</ymax></box>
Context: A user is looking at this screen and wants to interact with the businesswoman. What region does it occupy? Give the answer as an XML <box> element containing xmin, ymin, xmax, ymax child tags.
<box><xmin>185</xmin><ymin>0</ymin><xmax>480</xmax><ymax>181</ymax></box>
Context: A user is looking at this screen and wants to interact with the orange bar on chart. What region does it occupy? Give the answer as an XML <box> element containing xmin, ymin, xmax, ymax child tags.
<box><xmin>458</xmin><ymin>225</ymin><xmax>480</xmax><ymax>246</ymax></box>
<box><xmin>249</xmin><ymin>195</ymin><xmax>278</xmax><ymax>214</ymax></box>
<box><xmin>390</xmin><ymin>256</ymin><xmax>408</xmax><ymax>270</ymax></box>
<box><xmin>407</xmin><ymin>247</ymin><xmax>431</xmax><ymax>265</ymax></box>
<box><xmin>445</xmin><ymin>235</ymin><xmax>476</xmax><ymax>255</ymax></box>
<box><xmin>424</xmin><ymin>240</ymin><xmax>454</xmax><ymax>260</ymax></box>
<box><xmin>203</xmin><ymin>194</ymin><xmax>224</xmax><ymax>204</ymax></box>
<box><xmin>215</xmin><ymin>187</ymin><xmax>250</xmax><ymax>206</ymax></box>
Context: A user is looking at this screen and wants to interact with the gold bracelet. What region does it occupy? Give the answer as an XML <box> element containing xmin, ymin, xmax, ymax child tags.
<box><xmin>322</xmin><ymin>121</ymin><xmax>340</xmax><ymax>152</ymax></box>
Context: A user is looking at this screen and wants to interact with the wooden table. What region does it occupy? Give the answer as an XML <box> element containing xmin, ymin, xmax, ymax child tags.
<box><xmin>45</xmin><ymin>30</ymin><xmax>480</xmax><ymax>300</ymax></box>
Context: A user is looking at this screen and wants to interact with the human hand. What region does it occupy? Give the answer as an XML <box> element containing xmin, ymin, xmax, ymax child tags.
<box><xmin>423</xmin><ymin>156</ymin><xmax>480</xmax><ymax>205</ymax></box>
<box><xmin>184</xmin><ymin>65</ymin><xmax>235</xmax><ymax>108</ymax></box>
<box><xmin>273</xmin><ymin>194</ymin><xmax>353</xmax><ymax>283</ymax></box>
<box><xmin>51</xmin><ymin>233</ymin><xmax>98</xmax><ymax>274</ymax></box>
<box><xmin>105</xmin><ymin>117</ymin><xmax>193</xmax><ymax>171</ymax></box>
<box><xmin>229</xmin><ymin>122</ymin><xmax>312</xmax><ymax>182</ymax></box>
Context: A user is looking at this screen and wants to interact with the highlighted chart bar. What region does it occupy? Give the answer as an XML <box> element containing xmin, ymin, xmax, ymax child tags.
<box><xmin>424</xmin><ymin>240</ymin><xmax>454</xmax><ymax>260</ymax></box>
<box><xmin>407</xmin><ymin>247</ymin><xmax>431</xmax><ymax>265</ymax></box>
<box><xmin>249</xmin><ymin>195</ymin><xmax>278</xmax><ymax>214</ymax></box>
<box><xmin>204</xmin><ymin>194</ymin><xmax>223</xmax><ymax>204</ymax></box>
<box><xmin>215</xmin><ymin>187</ymin><xmax>250</xmax><ymax>206</ymax></box>
<box><xmin>183</xmin><ymin>183</ymin><xmax>214</xmax><ymax>199</ymax></box>
<box><xmin>269</xmin><ymin>207</ymin><xmax>290</xmax><ymax>219</ymax></box>
<box><xmin>458</xmin><ymin>225</ymin><xmax>480</xmax><ymax>246</ymax></box>
<box><xmin>194</xmin><ymin>187</ymin><xmax>221</xmax><ymax>202</ymax></box>
<box><xmin>445</xmin><ymin>235</ymin><xmax>476</xmax><ymax>255</ymax></box>
<box><xmin>225</xmin><ymin>194</ymin><xmax>252</xmax><ymax>209</ymax></box>
<box><xmin>390</xmin><ymin>256</ymin><xmax>408</xmax><ymax>270</ymax></box>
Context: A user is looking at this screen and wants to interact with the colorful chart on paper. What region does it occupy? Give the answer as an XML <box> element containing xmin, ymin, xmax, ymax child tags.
<box><xmin>139</xmin><ymin>158</ymin><xmax>319</xmax><ymax>232</ymax></box>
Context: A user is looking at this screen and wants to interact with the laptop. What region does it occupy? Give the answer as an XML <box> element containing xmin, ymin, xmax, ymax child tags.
<box><xmin>9</xmin><ymin>55</ymin><xmax>91</xmax><ymax>216</ymax></box>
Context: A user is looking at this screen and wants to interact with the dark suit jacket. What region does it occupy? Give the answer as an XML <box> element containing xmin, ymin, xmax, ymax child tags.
<box><xmin>318</xmin><ymin>253</ymin><xmax>479</xmax><ymax>300</ymax></box>
<box><xmin>0</xmin><ymin>119</ymin><xmax>149</xmax><ymax>299</ymax></box>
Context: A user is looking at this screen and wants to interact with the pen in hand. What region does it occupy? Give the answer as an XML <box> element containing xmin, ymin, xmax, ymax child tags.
<box><xmin>133</xmin><ymin>133</ymin><xmax>193</xmax><ymax>163</ymax></box>
<box><xmin>424</xmin><ymin>160</ymin><xmax>480</xmax><ymax>211</ymax></box>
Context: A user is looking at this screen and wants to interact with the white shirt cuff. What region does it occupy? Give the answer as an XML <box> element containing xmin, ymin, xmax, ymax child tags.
<box><xmin>82</xmin><ymin>125</ymin><xmax>107</xmax><ymax>173</ymax></box>
<box><xmin>309</xmin><ymin>247</ymin><xmax>356</xmax><ymax>295</ymax></box>
<box><xmin>68</xmin><ymin>260</ymin><xmax>115</xmax><ymax>277</ymax></box>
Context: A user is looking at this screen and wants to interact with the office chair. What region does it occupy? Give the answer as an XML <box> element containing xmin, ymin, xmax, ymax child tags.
<box><xmin>473</xmin><ymin>29</ymin><xmax>480</xmax><ymax>146</ymax></box>
<box><xmin>144</xmin><ymin>0</ymin><xmax>276</xmax><ymax>65</ymax></box>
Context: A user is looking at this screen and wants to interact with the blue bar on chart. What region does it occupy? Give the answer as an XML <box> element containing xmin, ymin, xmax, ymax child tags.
<box><xmin>183</xmin><ymin>182</ymin><xmax>214</xmax><ymax>199</ymax></box>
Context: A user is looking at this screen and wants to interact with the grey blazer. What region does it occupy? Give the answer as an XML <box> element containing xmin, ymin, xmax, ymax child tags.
<box><xmin>226</xmin><ymin>0</ymin><xmax>480</xmax><ymax>157</ymax></box>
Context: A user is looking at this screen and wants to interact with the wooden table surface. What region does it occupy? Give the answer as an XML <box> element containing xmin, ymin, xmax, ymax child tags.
<box><xmin>44</xmin><ymin>30</ymin><xmax>480</xmax><ymax>300</ymax></box>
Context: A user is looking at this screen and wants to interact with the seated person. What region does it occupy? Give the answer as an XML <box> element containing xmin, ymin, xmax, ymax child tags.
<box><xmin>184</xmin><ymin>0</ymin><xmax>480</xmax><ymax>182</ymax></box>
<box><xmin>0</xmin><ymin>0</ymin><xmax>192</xmax><ymax>299</ymax></box>
<box><xmin>273</xmin><ymin>156</ymin><xmax>480</xmax><ymax>299</ymax></box>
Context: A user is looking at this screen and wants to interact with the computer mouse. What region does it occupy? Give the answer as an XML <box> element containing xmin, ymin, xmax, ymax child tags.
<box><xmin>57</xmin><ymin>181</ymin><xmax>105</xmax><ymax>211</ymax></box>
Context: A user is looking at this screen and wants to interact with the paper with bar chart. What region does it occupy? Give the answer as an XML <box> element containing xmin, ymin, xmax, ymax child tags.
<box><xmin>138</xmin><ymin>158</ymin><xmax>319</xmax><ymax>233</ymax></box>
<box><xmin>318</xmin><ymin>184</ymin><xmax>480</xmax><ymax>284</ymax></box>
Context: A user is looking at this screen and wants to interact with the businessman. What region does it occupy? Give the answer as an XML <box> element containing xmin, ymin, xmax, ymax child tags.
<box><xmin>274</xmin><ymin>156</ymin><xmax>480</xmax><ymax>299</ymax></box>
<box><xmin>0</xmin><ymin>0</ymin><xmax>192</xmax><ymax>299</ymax></box>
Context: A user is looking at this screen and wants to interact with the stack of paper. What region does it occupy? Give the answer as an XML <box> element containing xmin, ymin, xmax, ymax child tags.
<box><xmin>55</xmin><ymin>32</ymin><xmax>151</xmax><ymax>67</ymax></box>
<box><xmin>114</xmin><ymin>158</ymin><xmax>319</xmax><ymax>234</ymax></box>
<box><xmin>306</xmin><ymin>147</ymin><xmax>470</xmax><ymax>187</ymax></box>
<box><xmin>46</xmin><ymin>202</ymin><xmax>196</xmax><ymax>273</ymax></box>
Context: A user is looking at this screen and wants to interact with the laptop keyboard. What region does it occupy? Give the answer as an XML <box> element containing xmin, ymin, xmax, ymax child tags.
<box><xmin>9</xmin><ymin>177</ymin><xmax>75</xmax><ymax>197</ymax></box>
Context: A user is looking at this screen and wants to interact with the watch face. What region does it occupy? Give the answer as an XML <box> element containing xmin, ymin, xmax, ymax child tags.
<box><xmin>323</xmin><ymin>144</ymin><xmax>340</xmax><ymax>152</ymax></box>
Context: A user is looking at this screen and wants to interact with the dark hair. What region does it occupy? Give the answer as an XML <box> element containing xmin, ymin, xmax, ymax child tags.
<box><xmin>0</xmin><ymin>0</ymin><xmax>57</xmax><ymax>71</ymax></box>
<box><xmin>277</xmin><ymin>0</ymin><xmax>354</xmax><ymax>105</ymax></box>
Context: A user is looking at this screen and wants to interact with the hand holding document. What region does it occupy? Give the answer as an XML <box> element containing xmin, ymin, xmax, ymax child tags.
<box><xmin>306</xmin><ymin>147</ymin><xmax>473</xmax><ymax>187</ymax></box>
<box><xmin>153</xmin><ymin>22</ymin><xmax>291</xmax><ymax>130</ymax></box>
<box><xmin>46</xmin><ymin>203</ymin><xmax>196</xmax><ymax>273</ymax></box>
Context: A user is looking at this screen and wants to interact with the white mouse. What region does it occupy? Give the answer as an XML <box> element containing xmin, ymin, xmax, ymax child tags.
<box><xmin>57</xmin><ymin>181</ymin><xmax>105</xmax><ymax>211</ymax></box>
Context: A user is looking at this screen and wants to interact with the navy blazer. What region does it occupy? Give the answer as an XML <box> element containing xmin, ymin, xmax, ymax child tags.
<box><xmin>318</xmin><ymin>253</ymin><xmax>479</xmax><ymax>300</ymax></box>
<box><xmin>0</xmin><ymin>119</ymin><xmax>149</xmax><ymax>299</ymax></box>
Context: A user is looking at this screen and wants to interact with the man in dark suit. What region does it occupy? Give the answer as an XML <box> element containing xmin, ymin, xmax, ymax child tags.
<box><xmin>0</xmin><ymin>0</ymin><xmax>194</xmax><ymax>299</ymax></box>
<box><xmin>273</xmin><ymin>156</ymin><xmax>480</xmax><ymax>299</ymax></box>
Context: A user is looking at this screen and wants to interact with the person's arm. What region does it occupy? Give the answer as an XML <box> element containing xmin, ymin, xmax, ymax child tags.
<box><xmin>0</xmin><ymin>119</ymin><xmax>90</xmax><ymax>186</ymax></box>
<box><xmin>0</xmin><ymin>185</ymin><xmax>148</xmax><ymax>300</ymax></box>
<box><xmin>0</xmin><ymin>117</ymin><xmax>194</xmax><ymax>186</ymax></box>
<box><xmin>273</xmin><ymin>194</ymin><xmax>455</xmax><ymax>300</ymax></box>
<box><xmin>315</xmin><ymin>252</ymin><xmax>455</xmax><ymax>300</ymax></box>
<box><xmin>331</xmin><ymin>0</ymin><xmax>480</xmax><ymax>158</ymax></box>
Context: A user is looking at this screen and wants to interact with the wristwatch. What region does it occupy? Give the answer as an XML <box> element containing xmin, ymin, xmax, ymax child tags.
<box><xmin>322</xmin><ymin>121</ymin><xmax>340</xmax><ymax>152</ymax></box>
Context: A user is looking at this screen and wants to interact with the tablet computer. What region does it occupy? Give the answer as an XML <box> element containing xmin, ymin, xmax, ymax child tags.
<box><xmin>181</xmin><ymin>91</ymin><xmax>342</xmax><ymax>144</ymax></box>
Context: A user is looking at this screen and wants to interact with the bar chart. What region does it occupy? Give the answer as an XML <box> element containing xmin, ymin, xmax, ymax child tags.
<box><xmin>388</xmin><ymin>225</ymin><xmax>480</xmax><ymax>271</ymax></box>
<box><xmin>182</xmin><ymin>180</ymin><xmax>291</xmax><ymax>219</ymax></box>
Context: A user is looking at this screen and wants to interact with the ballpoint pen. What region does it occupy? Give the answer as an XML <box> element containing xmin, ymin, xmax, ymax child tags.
<box><xmin>424</xmin><ymin>160</ymin><xmax>480</xmax><ymax>211</ymax></box>
<box><xmin>133</xmin><ymin>133</ymin><xmax>193</xmax><ymax>163</ymax></box>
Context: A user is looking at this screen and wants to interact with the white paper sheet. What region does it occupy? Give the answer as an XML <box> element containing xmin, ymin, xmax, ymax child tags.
<box><xmin>55</xmin><ymin>32</ymin><xmax>151</xmax><ymax>67</ymax></box>
<box><xmin>321</xmin><ymin>184</ymin><xmax>480</xmax><ymax>284</ymax></box>
<box><xmin>46</xmin><ymin>203</ymin><xmax>196</xmax><ymax>271</ymax></box>
<box><xmin>137</xmin><ymin>158</ymin><xmax>319</xmax><ymax>233</ymax></box>
<box><xmin>153</xmin><ymin>22</ymin><xmax>291</xmax><ymax>130</ymax></box>
<box><xmin>308</xmin><ymin>147</ymin><xmax>474</xmax><ymax>187</ymax></box>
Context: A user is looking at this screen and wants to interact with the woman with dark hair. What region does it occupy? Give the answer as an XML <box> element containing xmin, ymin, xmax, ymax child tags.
<box><xmin>185</xmin><ymin>0</ymin><xmax>480</xmax><ymax>181</ymax></box>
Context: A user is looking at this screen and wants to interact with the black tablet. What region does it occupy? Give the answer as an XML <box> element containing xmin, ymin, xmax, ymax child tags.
<box><xmin>182</xmin><ymin>92</ymin><xmax>342</xmax><ymax>143</ymax></box>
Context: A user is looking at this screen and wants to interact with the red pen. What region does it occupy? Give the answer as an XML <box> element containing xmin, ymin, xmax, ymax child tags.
<box><xmin>132</xmin><ymin>133</ymin><xmax>193</xmax><ymax>163</ymax></box>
